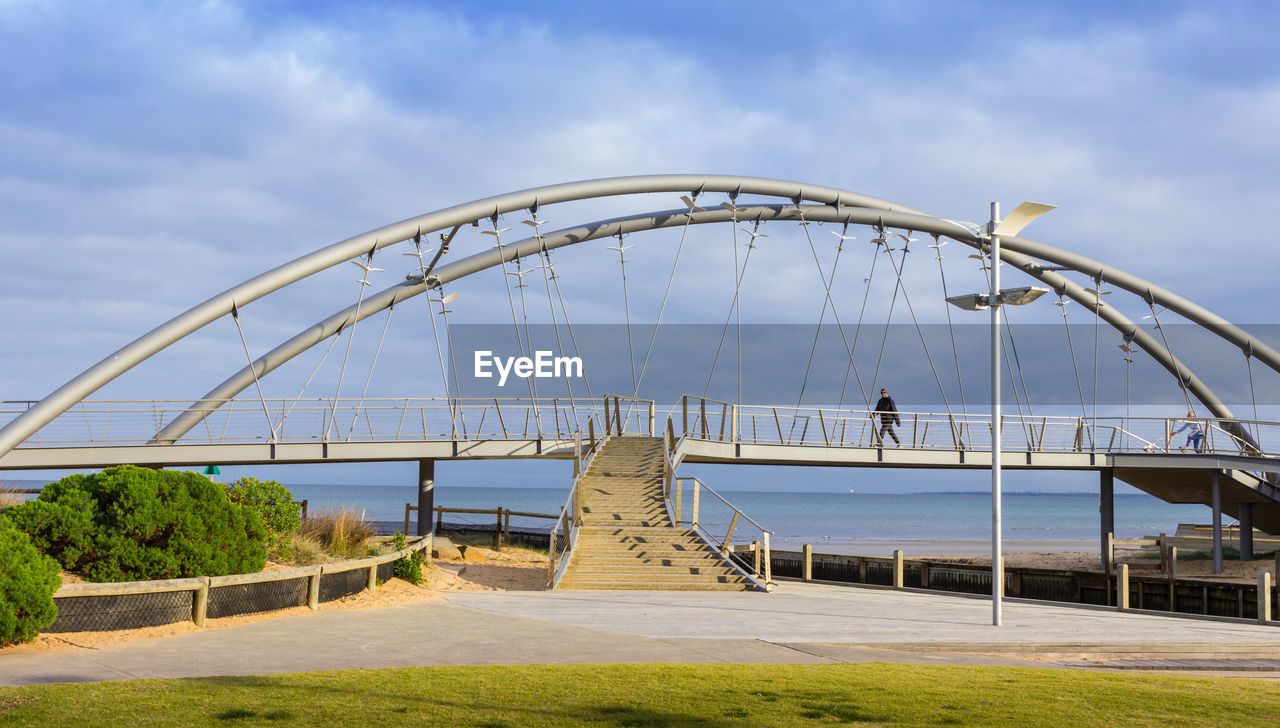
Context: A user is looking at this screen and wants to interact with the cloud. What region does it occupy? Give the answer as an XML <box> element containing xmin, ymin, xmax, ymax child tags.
<box><xmin>1</xmin><ymin>1</ymin><xmax>1277</xmax><ymax>493</ymax></box>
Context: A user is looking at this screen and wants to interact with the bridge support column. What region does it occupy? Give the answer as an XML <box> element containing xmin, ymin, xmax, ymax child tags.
<box><xmin>1100</xmin><ymin>469</ymin><xmax>1114</xmax><ymax>573</ymax></box>
<box><xmin>1211</xmin><ymin>470</ymin><xmax>1223</xmax><ymax>575</ymax></box>
<box><xmin>417</xmin><ymin>459</ymin><xmax>435</xmax><ymax>538</ymax></box>
<box><xmin>1239</xmin><ymin>503</ymin><xmax>1254</xmax><ymax>561</ymax></box>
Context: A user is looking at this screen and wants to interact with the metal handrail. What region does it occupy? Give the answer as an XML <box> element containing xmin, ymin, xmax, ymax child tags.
<box><xmin>662</xmin><ymin>422</ymin><xmax>772</xmax><ymax>590</ymax></box>
<box><xmin>548</xmin><ymin>417</ymin><xmax>604</xmax><ymax>589</ymax></box>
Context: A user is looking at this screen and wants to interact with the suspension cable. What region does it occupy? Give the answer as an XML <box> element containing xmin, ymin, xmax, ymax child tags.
<box><xmin>932</xmin><ymin>236</ymin><xmax>968</xmax><ymax>415</ymax></box>
<box><xmin>276</xmin><ymin>323</ymin><xmax>344</xmax><ymax>435</ymax></box>
<box><xmin>794</xmin><ymin>215</ymin><xmax>854</xmax><ymax>408</ymax></box>
<box><xmin>702</xmin><ymin>216</ymin><xmax>761</xmax><ymax>397</ymax></box>
<box><xmin>527</xmin><ymin>212</ymin><xmax>581</xmax><ymax>429</ymax></box>
<box><xmin>229</xmin><ymin>302</ymin><xmax>277</xmax><ymax>441</ymax></box>
<box><xmin>609</xmin><ymin>230</ymin><xmax>638</xmax><ymax>394</ymax></box>
<box><xmin>486</xmin><ymin>217</ymin><xmax>540</xmax><ymax>430</ymax></box>
<box><xmin>633</xmin><ymin>190</ymin><xmax>701</xmax><ymax>397</ymax></box>
<box><xmin>326</xmin><ymin>246</ymin><xmax>379</xmax><ymax>440</ymax></box>
<box><xmin>344</xmin><ymin>304</ymin><xmax>395</xmax><ymax>439</ymax></box>
<box><xmin>836</xmin><ymin>230</ymin><xmax>881</xmax><ymax>411</ymax></box>
<box><xmin>879</xmin><ymin>232</ymin><xmax>955</xmax><ymax>420</ymax></box>
<box><xmin>1057</xmin><ymin>293</ymin><xmax>1091</xmax><ymax>423</ymax></box>
<box><xmin>1147</xmin><ymin>297</ymin><xmax>1196</xmax><ymax>414</ymax></box>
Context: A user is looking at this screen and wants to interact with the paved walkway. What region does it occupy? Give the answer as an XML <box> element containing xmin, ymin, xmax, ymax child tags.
<box><xmin>5</xmin><ymin>582</ymin><xmax>1280</xmax><ymax>686</ymax></box>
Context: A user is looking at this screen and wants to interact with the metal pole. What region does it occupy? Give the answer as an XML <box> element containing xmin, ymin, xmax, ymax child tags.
<box><xmin>990</xmin><ymin>201</ymin><xmax>1003</xmax><ymax>627</ymax></box>
<box><xmin>417</xmin><ymin>459</ymin><xmax>435</xmax><ymax>538</ymax></box>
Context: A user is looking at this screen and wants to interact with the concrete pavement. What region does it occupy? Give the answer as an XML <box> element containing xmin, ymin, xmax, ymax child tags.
<box><xmin>4</xmin><ymin>581</ymin><xmax>1280</xmax><ymax>686</ymax></box>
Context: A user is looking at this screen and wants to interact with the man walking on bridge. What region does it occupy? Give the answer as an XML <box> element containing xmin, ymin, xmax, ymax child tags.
<box><xmin>874</xmin><ymin>388</ymin><xmax>901</xmax><ymax>446</ymax></box>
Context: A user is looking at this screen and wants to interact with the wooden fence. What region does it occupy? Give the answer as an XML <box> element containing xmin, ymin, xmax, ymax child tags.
<box><xmin>769</xmin><ymin>547</ymin><xmax>1280</xmax><ymax>623</ymax></box>
<box><xmin>46</xmin><ymin>535</ymin><xmax>430</xmax><ymax>633</ymax></box>
<box><xmin>402</xmin><ymin>504</ymin><xmax>558</xmax><ymax>550</ymax></box>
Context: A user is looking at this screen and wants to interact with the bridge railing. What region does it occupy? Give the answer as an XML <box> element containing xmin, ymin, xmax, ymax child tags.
<box><xmin>669</xmin><ymin>475</ymin><xmax>773</xmax><ymax>590</ymax></box>
<box><xmin>2</xmin><ymin>398</ymin><xmax>607</xmax><ymax>447</ymax></box>
<box><xmin>674</xmin><ymin>395</ymin><xmax>1280</xmax><ymax>460</ymax></box>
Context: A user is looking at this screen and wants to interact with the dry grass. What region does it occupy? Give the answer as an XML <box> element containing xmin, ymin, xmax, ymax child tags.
<box><xmin>0</xmin><ymin>484</ymin><xmax>31</xmax><ymax>512</ymax></box>
<box><xmin>296</xmin><ymin>508</ymin><xmax>376</xmax><ymax>558</ymax></box>
<box><xmin>270</xmin><ymin>533</ymin><xmax>327</xmax><ymax>565</ymax></box>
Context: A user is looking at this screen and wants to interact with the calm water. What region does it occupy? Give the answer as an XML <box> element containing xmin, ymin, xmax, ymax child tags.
<box><xmin>286</xmin><ymin>483</ymin><xmax>1212</xmax><ymax>555</ymax></box>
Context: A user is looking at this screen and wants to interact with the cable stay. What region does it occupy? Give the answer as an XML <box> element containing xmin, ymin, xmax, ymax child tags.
<box><xmin>793</xmin><ymin>217</ymin><xmax>857</xmax><ymax>413</ymax></box>
<box><xmin>343</xmin><ymin>304</ymin><xmax>396</xmax><ymax>440</ymax></box>
<box><xmin>326</xmin><ymin>245</ymin><xmax>381</xmax><ymax>440</ymax></box>
<box><xmin>428</xmin><ymin>285</ymin><xmax>463</xmax><ymax>436</ymax></box>
<box><xmin>608</xmin><ymin>230</ymin><xmax>639</xmax><ymax>397</ymax></box>
<box><xmin>228</xmin><ymin>301</ymin><xmax>278</xmax><ymax>441</ymax></box>
<box><xmin>275</xmin><ymin>321</ymin><xmax>344</xmax><ymax>437</ymax></box>
<box><xmin>835</xmin><ymin>226</ymin><xmax>882</xmax><ymax>413</ymax></box>
<box><xmin>979</xmin><ymin>251</ymin><xmax>1034</xmax><ymax>448</ymax></box>
<box><xmin>701</xmin><ymin>216</ymin><xmax>763</xmax><ymax>399</ymax></box>
<box><xmin>875</xmin><ymin>231</ymin><xmax>958</xmax><ymax>432</ymax></box>
<box><xmin>485</xmin><ymin>217</ymin><xmax>540</xmax><ymax>435</ymax></box>
<box><xmin>1056</xmin><ymin>293</ymin><xmax>1092</xmax><ymax>438</ymax></box>
<box><xmin>527</xmin><ymin>212</ymin><xmax>583</xmax><ymax>430</ymax></box>
<box><xmin>404</xmin><ymin>231</ymin><xmax>459</xmax><ymax>437</ymax></box>
<box><xmin>631</xmin><ymin>190</ymin><xmax>701</xmax><ymax>400</ymax></box>
<box><xmin>867</xmin><ymin>227</ymin><xmax>911</xmax><ymax>411</ymax></box>
<box><xmin>1145</xmin><ymin>297</ymin><xmax>1196</xmax><ymax>415</ymax></box>
<box><xmin>931</xmin><ymin>236</ymin><xmax>969</xmax><ymax>416</ymax></box>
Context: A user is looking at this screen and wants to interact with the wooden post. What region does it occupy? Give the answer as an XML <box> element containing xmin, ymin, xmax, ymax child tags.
<box><xmin>192</xmin><ymin>576</ymin><xmax>209</xmax><ymax>627</ymax></box>
<box><xmin>721</xmin><ymin>512</ymin><xmax>739</xmax><ymax>555</ymax></box>
<box><xmin>674</xmin><ymin>479</ymin><xmax>682</xmax><ymax>526</ymax></box>
<box><xmin>1117</xmin><ymin>564</ymin><xmax>1129</xmax><ymax>611</ymax></box>
<box><xmin>436</xmin><ymin>506</ymin><xmax>444</xmax><ymax>533</ymax></box>
<box><xmin>893</xmin><ymin>550</ymin><xmax>904</xmax><ymax>589</ymax></box>
<box><xmin>1158</xmin><ymin>532</ymin><xmax>1167</xmax><ymax>572</ymax></box>
<box><xmin>367</xmin><ymin>564</ymin><xmax>378</xmax><ymax>592</ymax></box>
<box><xmin>1260</xmin><ymin>572</ymin><xmax>1272</xmax><ymax>625</ymax></box>
<box><xmin>504</xmin><ymin>509</ymin><xmax>511</xmax><ymax>546</ymax></box>
<box><xmin>752</xmin><ymin>540</ymin><xmax>760</xmax><ymax>577</ymax></box>
<box><xmin>858</xmin><ymin>559</ymin><xmax>868</xmax><ymax>584</ymax></box>
<box><xmin>300</xmin><ymin>499</ymin><xmax>308</xmax><ymax>520</ymax></box>
<box><xmin>403</xmin><ymin>503</ymin><xmax>413</xmax><ymax>536</ymax></box>
<box><xmin>588</xmin><ymin>416</ymin><xmax>596</xmax><ymax>451</ymax></box>
<box><xmin>548</xmin><ymin>529</ymin><xmax>558</xmax><ymax>588</ymax></box>
<box><xmin>494</xmin><ymin>508</ymin><xmax>503</xmax><ymax>551</ymax></box>
<box><xmin>691</xmin><ymin>480</ymin><xmax>700</xmax><ymax>529</ymax></box>
<box><xmin>803</xmin><ymin>544</ymin><xmax>812</xmax><ymax>582</ymax></box>
<box><xmin>307</xmin><ymin>568</ymin><xmax>320</xmax><ymax>610</ymax></box>
<box><xmin>763</xmin><ymin>531</ymin><xmax>771</xmax><ymax>586</ymax></box>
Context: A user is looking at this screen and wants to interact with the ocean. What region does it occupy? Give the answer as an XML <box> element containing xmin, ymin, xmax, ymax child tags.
<box><xmin>283</xmin><ymin>483</ymin><xmax>1212</xmax><ymax>556</ymax></box>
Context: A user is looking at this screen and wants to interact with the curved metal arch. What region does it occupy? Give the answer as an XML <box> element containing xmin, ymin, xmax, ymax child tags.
<box><xmin>154</xmin><ymin>202</ymin><xmax>1246</xmax><ymax>449</ymax></box>
<box><xmin>0</xmin><ymin>175</ymin><xmax>926</xmax><ymax>456</ymax></box>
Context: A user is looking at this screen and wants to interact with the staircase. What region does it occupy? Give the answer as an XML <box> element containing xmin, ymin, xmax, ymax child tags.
<box><xmin>557</xmin><ymin>436</ymin><xmax>759</xmax><ymax>591</ymax></box>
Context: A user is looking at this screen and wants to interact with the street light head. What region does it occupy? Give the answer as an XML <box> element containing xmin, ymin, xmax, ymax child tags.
<box><xmin>996</xmin><ymin>286</ymin><xmax>1050</xmax><ymax>307</ymax></box>
<box><xmin>945</xmin><ymin>293</ymin><xmax>991</xmax><ymax>311</ymax></box>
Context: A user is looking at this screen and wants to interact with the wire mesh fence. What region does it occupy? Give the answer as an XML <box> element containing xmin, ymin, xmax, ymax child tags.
<box><xmin>48</xmin><ymin>590</ymin><xmax>193</xmax><ymax>633</ymax></box>
<box><xmin>208</xmin><ymin>577</ymin><xmax>309</xmax><ymax>619</ymax></box>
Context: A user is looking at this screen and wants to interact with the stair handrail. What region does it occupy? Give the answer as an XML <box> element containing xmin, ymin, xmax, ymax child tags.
<box><xmin>548</xmin><ymin>414</ymin><xmax>606</xmax><ymax>589</ymax></box>
<box><xmin>663</xmin><ymin>418</ymin><xmax>772</xmax><ymax>590</ymax></box>
<box><xmin>673</xmin><ymin>475</ymin><xmax>773</xmax><ymax>590</ymax></box>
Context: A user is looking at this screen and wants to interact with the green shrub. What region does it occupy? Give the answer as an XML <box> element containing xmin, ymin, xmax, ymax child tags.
<box><xmin>224</xmin><ymin>476</ymin><xmax>301</xmax><ymax>548</ymax></box>
<box><xmin>3</xmin><ymin>466</ymin><xmax>265</xmax><ymax>582</ymax></box>
<box><xmin>392</xmin><ymin>532</ymin><xmax>424</xmax><ymax>585</ymax></box>
<box><xmin>0</xmin><ymin>518</ymin><xmax>61</xmax><ymax>645</ymax></box>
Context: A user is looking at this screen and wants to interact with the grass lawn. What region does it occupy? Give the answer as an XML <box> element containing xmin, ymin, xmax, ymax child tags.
<box><xmin>2</xmin><ymin>663</ymin><xmax>1279</xmax><ymax>727</ymax></box>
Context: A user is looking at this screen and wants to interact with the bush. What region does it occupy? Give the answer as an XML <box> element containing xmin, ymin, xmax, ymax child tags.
<box><xmin>3</xmin><ymin>466</ymin><xmax>265</xmax><ymax>582</ymax></box>
<box><xmin>224</xmin><ymin>476</ymin><xmax>301</xmax><ymax>548</ymax></box>
<box><xmin>391</xmin><ymin>532</ymin><xmax>424</xmax><ymax>584</ymax></box>
<box><xmin>0</xmin><ymin>518</ymin><xmax>61</xmax><ymax>645</ymax></box>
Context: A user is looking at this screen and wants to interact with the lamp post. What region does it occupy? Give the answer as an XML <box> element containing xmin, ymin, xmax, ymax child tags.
<box><xmin>946</xmin><ymin>200</ymin><xmax>1054</xmax><ymax>626</ymax></box>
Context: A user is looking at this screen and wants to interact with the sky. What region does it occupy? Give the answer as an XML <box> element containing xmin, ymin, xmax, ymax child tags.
<box><xmin>1</xmin><ymin>0</ymin><xmax>1278</xmax><ymax>496</ymax></box>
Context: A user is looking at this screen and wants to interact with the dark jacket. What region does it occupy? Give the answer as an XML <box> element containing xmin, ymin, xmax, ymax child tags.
<box><xmin>874</xmin><ymin>395</ymin><xmax>900</xmax><ymax>424</ymax></box>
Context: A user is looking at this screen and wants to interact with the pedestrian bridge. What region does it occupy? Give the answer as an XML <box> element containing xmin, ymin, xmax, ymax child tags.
<box><xmin>3</xmin><ymin>174</ymin><xmax>1279</xmax><ymax>579</ymax></box>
